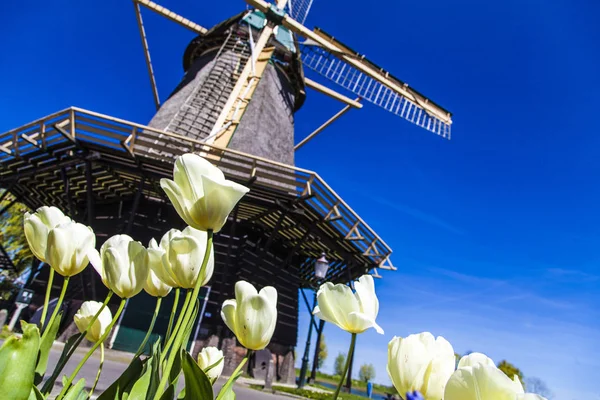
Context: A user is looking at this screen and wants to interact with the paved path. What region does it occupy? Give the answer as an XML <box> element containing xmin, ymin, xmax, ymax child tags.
<box><xmin>42</xmin><ymin>344</ymin><xmax>292</xmax><ymax>399</ymax></box>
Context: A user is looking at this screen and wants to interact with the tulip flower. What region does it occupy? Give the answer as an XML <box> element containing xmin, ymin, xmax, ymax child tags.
<box><xmin>161</xmin><ymin>227</ymin><xmax>214</xmax><ymax>289</ymax></box>
<box><xmin>387</xmin><ymin>333</ymin><xmax>455</xmax><ymax>400</ymax></box>
<box><xmin>313</xmin><ymin>274</ymin><xmax>383</xmax><ymax>334</ymax></box>
<box><xmin>74</xmin><ymin>301</ymin><xmax>113</xmax><ymax>342</ymax></box>
<box><xmin>457</xmin><ymin>352</ymin><xmax>496</xmax><ymax>368</ymax></box>
<box><xmin>221</xmin><ymin>281</ymin><xmax>277</xmax><ymax>351</ymax></box>
<box><xmin>45</xmin><ymin>220</ymin><xmax>96</xmax><ymax>277</ymax></box>
<box><xmin>444</xmin><ymin>364</ymin><xmax>547</xmax><ymax>400</ymax></box>
<box><xmin>160</xmin><ymin>153</ymin><xmax>249</xmax><ymax>232</ymax></box>
<box><xmin>197</xmin><ymin>346</ymin><xmax>224</xmax><ymax>381</ymax></box>
<box><xmin>147</xmin><ymin>233</ymin><xmax>179</xmax><ymax>288</ymax></box>
<box><xmin>24</xmin><ymin>206</ymin><xmax>71</xmax><ymax>262</ymax></box>
<box><xmin>144</xmin><ymin>268</ymin><xmax>172</xmax><ymax>298</ymax></box>
<box><xmin>89</xmin><ymin>234</ymin><xmax>149</xmax><ymax>299</ymax></box>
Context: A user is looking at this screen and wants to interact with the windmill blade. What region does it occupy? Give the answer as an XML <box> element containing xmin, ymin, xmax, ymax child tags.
<box><xmin>286</xmin><ymin>0</ymin><xmax>314</xmax><ymax>24</ymax></box>
<box><xmin>244</xmin><ymin>0</ymin><xmax>452</xmax><ymax>138</ymax></box>
<box><xmin>263</xmin><ymin>0</ymin><xmax>314</xmax><ymax>24</ymax></box>
<box><xmin>300</xmin><ymin>29</ymin><xmax>452</xmax><ymax>138</ymax></box>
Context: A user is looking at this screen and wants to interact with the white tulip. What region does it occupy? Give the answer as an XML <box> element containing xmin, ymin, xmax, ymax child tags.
<box><xmin>387</xmin><ymin>332</ymin><xmax>455</xmax><ymax>400</ymax></box>
<box><xmin>458</xmin><ymin>352</ymin><xmax>496</xmax><ymax>369</ymax></box>
<box><xmin>44</xmin><ymin>220</ymin><xmax>96</xmax><ymax>277</ymax></box>
<box><xmin>144</xmin><ymin>267</ymin><xmax>172</xmax><ymax>297</ymax></box>
<box><xmin>445</xmin><ymin>364</ymin><xmax>547</xmax><ymax>400</ymax></box>
<box><xmin>74</xmin><ymin>301</ymin><xmax>113</xmax><ymax>342</ymax></box>
<box><xmin>197</xmin><ymin>347</ymin><xmax>224</xmax><ymax>381</ymax></box>
<box><xmin>221</xmin><ymin>281</ymin><xmax>277</xmax><ymax>350</ymax></box>
<box><xmin>147</xmin><ymin>232</ymin><xmax>179</xmax><ymax>288</ymax></box>
<box><xmin>161</xmin><ymin>226</ymin><xmax>214</xmax><ymax>289</ymax></box>
<box><xmin>24</xmin><ymin>206</ymin><xmax>71</xmax><ymax>262</ymax></box>
<box><xmin>313</xmin><ymin>274</ymin><xmax>383</xmax><ymax>334</ymax></box>
<box><xmin>160</xmin><ymin>154</ymin><xmax>249</xmax><ymax>232</ymax></box>
<box><xmin>88</xmin><ymin>235</ymin><xmax>149</xmax><ymax>299</ymax></box>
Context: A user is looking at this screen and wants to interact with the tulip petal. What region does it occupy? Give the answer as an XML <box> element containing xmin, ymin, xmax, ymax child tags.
<box><xmin>346</xmin><ymin>312</ymin><xmax>381</xmax><ymax>334</ymax></box>
<box><xmin>315</xmin><ymin>282</ymin><xmax>360</xmax><ymax>332</ymax></box>
<box><xmin>190</xmin><ymin>176</ymin><xmax>249</xmax><ymax>232</ymax></box>
<box><xmin>221</xmin><ymin>299</ymin><xmax>237</xmax><ymax>334</ymax></box>
<box><xmin>458</xmin><ymin>352</ymin><xmax>495</xmax><ymax>369</ymax></box>
<box><xmin>174</xmin><ymin>154</ymin><xmax>224</xmax><ymax>200</ymax></box>
<box><xmin>236</xmin><ymin>294</ymin><xmax>277</xmax><ymax>350</ymax></box>
<box><xmin>353</xmin><ymin>274</ymin><xmax>379</xmax><ymax>320</ymax></box>
<box><xmin>87</xmin><ymin>248</ymin><xmax>102</xmax><ymax>277</ymax></box>
<box><xmin>259</xmin><ymin>286</ymin><xmax>277</xmax><ymax>306</ymax></box>
<box><xmin>235</xmin><ymin>280</ymin><xmax>258</xmax><ymax>301</ymax></box>
<box><xmin>24</xmin><ymin>214</ymin><xmax>49</xmax><ymax>261</ymax></box>
<box><xmin>160</xmin><ymin>178</ymin><xmax>196</xmax><ymax>228</ymax></box>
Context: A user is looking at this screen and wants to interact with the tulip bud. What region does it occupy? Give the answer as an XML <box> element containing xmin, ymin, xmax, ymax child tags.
<box><xmin>313</xmin><ymin>274</ymin><xmax>383</xmax><ymax>335</ymax></box>
<box><xmin>144</xmin><ymin>268</ymin><xmax>172</xmax><ymax>297</ymax></box>
<box><xmin>45</xmin><ymin>221</ymin><xmax>96</xmax><ymax>277</ymax></box>
<box><xmin>197</xmin><ymin>347</ymin><xmax>224</xmax><ymax>381</ymax></box>
<box><xmin>221</xmin><ymin>281</ymin><xmax>277</xmax><ymax>351</ymax></box>
<box><xmin>24</xmin><ymin>206</ymin><xmax>71</xmax><ymax>262</ymax></box>
<box><xmin>445</xmin><ymin>363</ymin><xmax>547</xmax><ymax>400</ymax></box>
<box><xmin>387</xmin><ymin>333</ymin><xmax>455</xmax><ymax>400</ymax></box>
<box><xmin>162</xmin><ymin>227</ymin><xmax>214</xmax><ymax>289</ymax></box>
<box><xmin>160</xmin><ymin>154</ymin><xmax>249</xmax><ymax>232</ymax></box>
<box><xmin>74</xmin><ymin>301</ymin><xmax>113</xmax><ymax>342</ymax></box>
<box><xmin>88</xmin><ymin>235</ymin><xmax>149</xmax><ymax>299</ymax></box>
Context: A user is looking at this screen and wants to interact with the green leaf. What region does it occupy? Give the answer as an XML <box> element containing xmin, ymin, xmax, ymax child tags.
<box><xmin>0</xmin><ymin>321</ymin><xmax>40</xmax><ymax>400</ymax></box>
<box><xmin>41</xmin><ymin>333</ymin><xmax>84</xmax><ymax>395</ymax></box>
<box><xmin>128</xmin><ymin>340</ymin><xmax>161</xmax><ymax>400</ymax></box>
<box><xmin>63</xmin><ymin>378</ymin><xmax>86</xmax><ymax>400</ymax></box>
<box><xmin>35</xmin><ymin>311</ymin><xmax>62</xmax><ymax>384</ymax></box>
<box><xmin>182</xmin><ymin>350</ymin><xmax>213</xmax><ymax>400</ymax></box>
<box><xmin>28</xmin><ymin>385</ymin><xmax>44</xmax><ymax>400</ymax></box>
<box><xmin>97</xmin><ymin>357</ymin><xmax>144</xmax><ymax>400</ymax></box>
<box><xmin>169</xmin><ymin>346</ymin><xmax>182</xmax><ymax>386</ymax></box>
<box><xmin>217</xmin><ymin>386</ymin><xmax>236</xmax><ymax>400</ymax></box>
<box><xmin>159</xmin><ymin>385</ymin><xmax>175</xmax><ymax>400</ymax></box>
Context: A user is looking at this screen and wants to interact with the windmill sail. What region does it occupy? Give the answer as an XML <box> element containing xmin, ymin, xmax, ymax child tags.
<box><xmin>286</xmin><ymin>0</ymin><xmax>314</xmax><ymax>24</ymax></box>
<box><xmin>300</xmin><ymin>29</ymin><xmax>452</xmax><ymax>139</ymax></box>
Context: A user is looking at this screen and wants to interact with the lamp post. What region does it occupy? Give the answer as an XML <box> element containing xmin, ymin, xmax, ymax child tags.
<box><xmin>298</xmin><ymin>253</ymin><xmax>329</xmax><ymax>389</ymax></box>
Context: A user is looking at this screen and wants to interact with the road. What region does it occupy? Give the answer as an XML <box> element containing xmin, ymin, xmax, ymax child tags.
<box><xmin>43</xmin><ymin>345</ymin><xmax>291</xmax><ymax>399</ymax></box>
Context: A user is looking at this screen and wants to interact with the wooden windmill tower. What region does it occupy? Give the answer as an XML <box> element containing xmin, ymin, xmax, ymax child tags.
<box><xmin>134</xmin><ymin>0</ymin><xmax>452</xmax><ymax>166</ymax></box>
<box><xmin>0</xmin><ymin>0</ymin><xmax>453</xmax><ymax>385</ymax></box>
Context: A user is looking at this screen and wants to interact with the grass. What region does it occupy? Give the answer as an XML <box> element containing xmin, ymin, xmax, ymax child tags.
<box><xmin>249</xmin><ymin>384</ymin><xmax>368</xmax><ymax>400</ymax></box>
<box><xmin>299</xmin><ymin>370</ymin><xmax>397</xmax><ymax>397</ymax></box>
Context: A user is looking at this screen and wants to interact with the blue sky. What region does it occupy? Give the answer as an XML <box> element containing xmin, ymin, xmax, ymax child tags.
<box><xmin>2</xmin><ymin>0</ymin><xmax>599</xmax><ymax>399</ymax></box>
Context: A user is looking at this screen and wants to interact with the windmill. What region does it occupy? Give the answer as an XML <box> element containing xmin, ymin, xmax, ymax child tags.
<box><xmin>132</xmin><ymin>0</ymin><xmax>452</xmax><ymax>164</ymax></box>
<box><xmin>0</xmin><ymin>0</ymin><xmax>453</xmax><ymax>387</ymax></box>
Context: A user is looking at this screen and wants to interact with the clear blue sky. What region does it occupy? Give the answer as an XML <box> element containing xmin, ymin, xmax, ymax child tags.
<box><xmin>2</xmin><ymin>1</ymin><xmax>599</xmax><ymax>399</ymax></box>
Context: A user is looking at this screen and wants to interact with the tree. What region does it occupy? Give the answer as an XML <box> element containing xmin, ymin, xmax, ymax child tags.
<box><xmin>334</xmin><ymin>352</ymin><xmax>345</xmax><ymax>376</ymax></box>
<box><xmin>359</xmin><ymin>363</ymin><xmax>376</xmax><ymax>382</ymax></box>
<box><xmin>526</xmin><ymin>377</ymin><xmax>554</xmax><ymax>399</ymax></box>
<box><xmin>0</xmin><ymin>192</ymin><xmax>33</xmax><ymax>275</ymax></box>
<box><xmin>496</xmin><ymin>360</ymin><xmax>524</xmax><ymax>386</ymax></box>
<box><xmin>317</xmin><ymin>334</ymin><xmax>327</xmax><ymax>370</ymax></box>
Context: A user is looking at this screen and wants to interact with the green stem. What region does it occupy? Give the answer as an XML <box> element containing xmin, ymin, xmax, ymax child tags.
<box><xmin>333</xmin><ymin>333</ymin><xmax>357</xmax><ymax>400</ymax></box>
<box><xmin>216</xmin><ymin>350</ymin><xmax>252</xmax><ymax>400</ymax></box>
<box><xmin>56</xmin><ymin>298</ymin><xmax>127</xmax><ymax>400</ymax></box>
<box><xmin>160</xmin><ymin>290</ymin><xmax>192</xmax><ymax>364</ymax></box>
<box><xmin>134</xmin><ymin>297</ymin><xmax>162</xmax><ymax>358</ymax></box>
<box><xmin>88</xmin><ymin>343</ymin><xmax>104</xmax><ymax>398</ymax></box>
<box><xmin>41</xmin><ymin>275</ymin><xmax>69</xmax><ymax>340</ymax></box>
<box><xmin>40</xmin><ymin>291</ymin><xmax>114</xmax><ymax>395</ymax></box>
<box><xmin>164</xmin><ymin>288</ymin><xmax>180</xmax><ymax>343</ymax></box>
<box><xmin>39</xmin><ymin>267</ymin><xmax>54</xmax><ymax>330</ymax></box>
<box><xmin>154</xmin><ymin>230</ymin><xmax>213</xmax><ymax>400</ymax></box>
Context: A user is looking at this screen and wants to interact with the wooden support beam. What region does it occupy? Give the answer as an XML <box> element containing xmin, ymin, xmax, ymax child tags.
<box><xmin>304</xmin><ymin>78</ymin><xmax>362</xmax><ymax>109</ymax></box>
<box><xmin>125</xmin><ymin>178</ymin><xmax>145</xmax><ymax>234</ymax></box>
<box><xmin>134</xmin><ymin>2</ymin><xmax>161</xmax><ymax>110</ymax></box>
<box><xmin>294</xmin><ymin>100</ymin><xmax>358</xmax><ymax>151</ymax></box>
<box><xmin>133</xmin><ymin>0</ymin><xmax>207</xmax><ymax>35</ymax></box>
<box><xmin>85</xmin><ymin>160</ymin><xmax>97</xmax><ymax>300</ymax></box>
